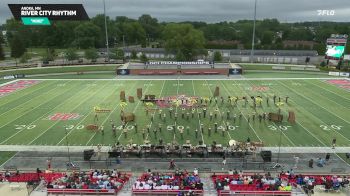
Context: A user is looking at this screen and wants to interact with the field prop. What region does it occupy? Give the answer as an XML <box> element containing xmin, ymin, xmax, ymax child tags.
<box><xmin>86</xmin><ymin>124</ymin><xmax>98</xmax><ymax>130</ymax></box>
<box><xmin>94</xmin><ymin>106</ymin><xmax>111</xmax><ymax>113</ymax></box>
<box><xmin>214</xmin><ymin>86</ymin><xmax>220</xmax><ymax>97</ymax></box>
<box><xmin>288</xmin><ymin>111</ymin><xmax>296</xmax><ymax>123</ymax></box>
<box><xmin>128</xmin><ymin>96</ymin><xmax>135</xmax><ymax>103</ymax></box>
<box><xmin>120</xmin><ymin>91</ymin><xmax>126</xmax><ymax>101</ymax></box>
<box><xmin>268</xmin><ymin>113</ymin><xmax>283</xmax><ymax>123</ymax></box>
<box><xmin>121</xmin><ymin>113</ymin><xmax>135</xmax><ymax>122</ymax></box>
<box><xmin>137</xmin><ymin>88</ymin><xmax>142</xmax><ymax>99</ymax></box>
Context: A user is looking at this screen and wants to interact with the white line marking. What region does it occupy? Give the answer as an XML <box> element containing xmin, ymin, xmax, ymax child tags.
<box><xmin>85</xmin><ymin>81</ymin><xmax>138</xmax><ymax>145</ymax></box>
<box><xmin>117</xmin><ymin>81</ymin><xmax>153</xmax><ymax>141</ymax></box>
<box><xmin>17</xmin><ymin>77</ymin><xmax>344</xmax><ymax>81</ymax></box>
<box><xmin>278</xmin><ymin>81</ymin><xmax>350</xmax><ymax>125</ymax></box>
<box><xmin>220</xmin><ymin>80</ymin><xmax>263</xmax><ymax>142</ymax></box>
<box><xmin>144</xmin><ymin>80</ymin><xmax>166</xmax><ymax>141</ymax></box>
<box><xmin>0</xmin><ymin>80</ymin><xmax>74</xmax><ymax>134</ymax></box>
<box><xmin>57</xmin><ymin>81</ymin><xmax>127</xmax><ymax>145</ymax></box>
<box><xmin>266</xmin><ymin>80</ymin><xmax>350</xmax><ymax>143</ymax></box>
<box><xmin>27</xmin><ymin>81</ymin><xmax>108</xmax><ymax>145</ymax></box>
<box><xmin>0</xmin><ymin>81</ymin><xmax>60</xmax><ymax>118</ymax></box>
<box><xmin>191</xmin><ymin>80</ymin><xmax>205</xmax><ymax>144</ymax></box>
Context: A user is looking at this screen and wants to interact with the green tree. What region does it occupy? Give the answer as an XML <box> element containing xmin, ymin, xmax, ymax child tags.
<box><xmin>84</xmin><ymin>48</ymin><xmax>98</xmax><ymax>61</ymax></box>
<box><xmin>19</xmin><ymin>52</ymin><xmax>30</xmax><ymax>63</ymax></box>
<box><xmin>43</xmin><ymin>48</ymin><xmax>56</xmax><ymax>61</ymax></box>
<box><xmin>115</xmin><ymin>49</ymin><xmax>125</xmax><ymax>60</ymax></box>
<box><xmin>65</xmin><ymin>48</ymin><xmax>78</xmax><ymax>62</ymax></box>
<box><xmin>261</xmin><ymin>31</ymin><xmax>274</xmax><ymax>45</ymax></box>
<box><xmin>0</xmin><ymin>44</ymin><xmax>5</xmax><ymax>60</ymax></box>
<box><xmin>213</xmin><ymin>51</ymin><xmax>222</xmax><ymax>62</ymax></box>
<box><xmin>74</xmin><ymin>22</ymin><xmax>102</xmax><ymax>49</ymax></box>
<box><xmin>140</xmin><ymin>53</ymin><xmax>148</xmax><ymax>63</ymax></box>
<box><xmin>131</xmin><ymin>50</ymin><xmax>137</xmax><ymax>59</ymax></box>
<box><xmin>163</xmin><ymin>23</ymin><xmax>206</xmax><ymax>61</ymax></box>
<box><xmin>0</xmin><ymin>33</ymin><xmax>4</xmax><ymax>44</ymax></box>
<box><xmin>10</xmin><ymin>34</ymin><xmax>26</xmax><ymax>59</ymax></box>
<box><xmin>138</xmin><ymin>14</ymin><xmax>160</xmax><ymax>42</ymax></box>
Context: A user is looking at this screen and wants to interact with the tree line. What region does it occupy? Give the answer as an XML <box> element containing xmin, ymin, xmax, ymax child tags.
<box><xmin>0</xmin><ymin>14</ymin><xmax>349</xmax><ymax>61</ymax></box>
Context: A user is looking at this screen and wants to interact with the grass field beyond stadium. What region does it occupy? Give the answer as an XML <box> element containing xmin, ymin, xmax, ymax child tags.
<box><xmin>0</xmin><ymin>78</ymin><xmax>349</xmax><ymax>148</ymax></box>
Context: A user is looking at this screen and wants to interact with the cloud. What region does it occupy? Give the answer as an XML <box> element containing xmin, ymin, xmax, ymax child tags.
<box><xmin>0</xmin><ymin>0</ymin><xmax>349</xmax><ymax>25</ymax></box>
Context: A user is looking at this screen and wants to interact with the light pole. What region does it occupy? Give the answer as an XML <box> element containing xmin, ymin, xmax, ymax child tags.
<box><xmin>250</xmin><ymin>0</ymin><xmax>257</xmax><ymax>63</ymax></box>
<box><xmin>103</xmin><ymin>0</ymin><xmax>109</xmax><ymax>61</ymax></box>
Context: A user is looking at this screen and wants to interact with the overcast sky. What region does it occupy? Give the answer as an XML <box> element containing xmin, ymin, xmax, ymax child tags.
<box><xmin>1</xmin><ymin>0</ymin><xmax>349</xmax><ymax>24</ymax></box>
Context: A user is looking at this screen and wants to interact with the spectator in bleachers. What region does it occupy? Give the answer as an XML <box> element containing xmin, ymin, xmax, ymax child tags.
<box><xmin>47</xmin><ymin>169</ymin><xmax>128</xmax><ymax>192</ymax></box>
<box><xmin>133</xmin><ymin>170</ymin><xmax>203</xmax><ymax>191</ymax></box>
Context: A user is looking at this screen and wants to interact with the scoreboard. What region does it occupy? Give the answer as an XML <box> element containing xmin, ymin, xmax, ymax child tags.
<box><xmin>325</xmin><ymin>34</ymin><xmax>348</xmax><ymax>60</ymax></box>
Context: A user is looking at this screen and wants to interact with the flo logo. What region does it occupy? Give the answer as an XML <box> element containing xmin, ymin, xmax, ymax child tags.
<box><xmin>47</xmin><ymin>113</ymin><xmax>81</xmax><ymax>121</ymax></box>
<box><xmin>317</xmin><ymin>10</ymin><xmax>335</xmax><ymax>16</ymax></box>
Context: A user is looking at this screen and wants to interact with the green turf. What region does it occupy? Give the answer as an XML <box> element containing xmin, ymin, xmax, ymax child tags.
<box><xmin>0</xmin><ymin>152</ymin><xmax>17</xmax><ymax>166</ymax></box>
<box><xmin>0</xmin><ymin>79</ymin><xmax>349</xmax><ymax>147</ymax></box>
<box><xmin>30</xmin><ymin>72</ymin><xmax>117</xmax><ymax>79</ymax></box>
<box><xmin>337</xmin><ymin>154</ymin><xmax>350</xmax><ymax>165</ymax></box>
<box><xmin>0</xmin><ymin>65</ymin><xmax>118</xmax><ymax>76</ymax></box>
<box><xmin>244</xmin><ymin>71</ymin><xmax>332</xmax><ymax>78</ymax></box>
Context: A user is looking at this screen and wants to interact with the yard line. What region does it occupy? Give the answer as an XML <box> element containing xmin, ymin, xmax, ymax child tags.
<box><xmin>204</xmin><ymin>80</ymin><xmax>232</xmax><ymax>140</ymax></box>
<box><xmin>0</xmin><ymin>152</ymin><xmax>19</xmax><ymax>168</ymax></box>
<box><xmin>0</xmin><ymin>80</ymin><xmax>74</xmax><ymax>131</ymax></box>
<box><xmin>27</xmin><ymin>81</ymin><xmax>109</xmax><ymax>145</ymax></box>
<box><xmin>312</xmin><ymin>80</ymin><xmax>350</xmax><ymax>101</ymax></box>
<box><xmin>266</xmin><ymin>81</ymin><xmax>350</xmax><ymax>143</ymax></box>
<box><xmin>0</xmin><ymin>81</ymin><xmax>62</xmax><ymax>118</ymax></box>
<box><xmin>239</xmin><ymin>79</ymin><xmax>305</xmax><ymax>147</ymax></box>
<box><xmin>298</xmin><ymin>80</ymin><xmax>350</xmax><ymax>109</ymax></box>
<box><xmin>220</xmin><ymin>80</ymin><xmax>263</xmax><ymax>142</ymax></box>
<box><xmin>23</xmin><ymin>77</ymin><xmax>343</xmax><ymax>81</ymax></box>
<box><xmin>0</xmin><ymin>79</ymin><xmax>18</xmax><ymax>87</ymax></box>
<box><xmin>278</xmin><ymin>81</ymin><xmax>350</xmax><ymax>125</ymax></box>
<box><xmin>231</xmin><ymin>80</ymin><xmax>294</xmax><ymax>146</ymax></box>
<box><xmin>0</xmin><ymin>81</ymin><xmax>82</xmax><ymax>144</ymax></box>
<box><xmin>117</xmin><ymin>81</ymin><xmax>153</xmax><ymax>141</ymax></box>
<box><xmin>85</xmin><ymin>81</ymin><xmax>138</xmax><ymax>145</ymax></box>
<box><xmin>173</xmin><ymin>80</ymin><xmax>180</xmax><ymax>142</ymax></box>
<box><xmin>191</xmin><ymin>80</ymin><xmax>205</xmax><ymax>144</ymax></box>
<box><xmin>145</xmin><ymin>80</ymin><xmax>166</xmax><ymax>141</ymax></box>
<box><xmin>0</xmin><ymin>80</ymin><xmax>54</xmax><ymax>108</ymax></box>
<box><xmin>244</xmin><ymin>79</ymin><xmax>327</xmax><ymax>147</ymax></box>
<box><xmin>56</xmin><ymin>81</ymin><xmax>128</xmax><ymax>145</ymax></box>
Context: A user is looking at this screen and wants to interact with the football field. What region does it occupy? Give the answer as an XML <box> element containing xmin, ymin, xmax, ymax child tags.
<box><xmin>0</xmin><ymin>78</ymin><xmax>349</xmax><ymax>148</ymax></box>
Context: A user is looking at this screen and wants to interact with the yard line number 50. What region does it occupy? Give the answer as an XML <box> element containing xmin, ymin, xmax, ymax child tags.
<box><xmin>268</xmin><ymin>125</ymin><xmax>291</xmax><ymax>131</ymax></box>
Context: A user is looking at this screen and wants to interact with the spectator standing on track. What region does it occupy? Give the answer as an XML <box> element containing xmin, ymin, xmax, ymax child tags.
<box><xmin>142</xmin><ymin>128</ymin><xmax>146</xmax><ymax>139</ymax></box>
<box><xmin>222</xmin><ymin>155</ymin><xmax>226</xmax><ymax>170</ymax></box>
<box><xmin>293</xmin><ymin>155</ymin><xmax>299</xmax><ymax>169</ymax></box>
<box><xmin>308</xmin><ymin>159</ymin><xmax>313</xmax><ymax>168</ymax></box>
<box><xmin>47</xmin><ymin>158</ymin><xmax>51</xmax><ymax>170</ymax></box>
<box><xmin>332</xmin><ymin>137</ymin><xmax>336</xmax><ymax>149</ymax></box>
<box><xmin>325</xmin><ymin>153</ymin><xmax>330</xmax><ymax>163</ymax></box>
<box><xmin>195</xmin><ymin>129</ymin><xmax>198</xmax><ymax>139</ymax></box>
<box><xmin>134</xmin><ymin>123</ymin><xmax>137</xmax><ymax>133</ymax></box>
<box><xmin>97</xmin><ymin>144</ymin><xmax>102</xmax><ymax>160</ymax></box>
<box><xmin>169</xmin><ymin>159</ymin><xmax>176</xmax><ymax>169</ymax></box>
